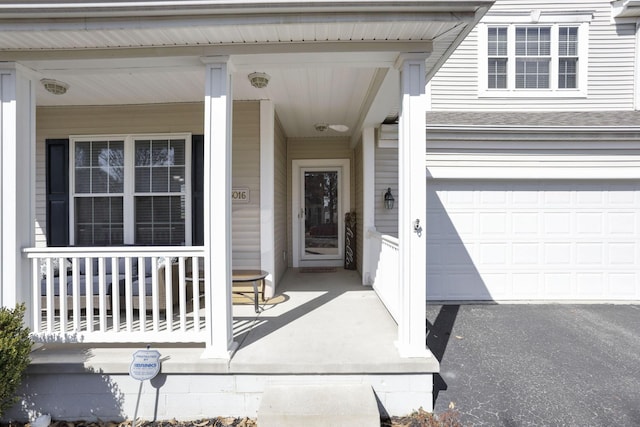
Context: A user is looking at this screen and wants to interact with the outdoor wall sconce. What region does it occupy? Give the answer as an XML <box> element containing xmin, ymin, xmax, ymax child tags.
<box><xmin>384</xmin><ymin>187</ymin><xmax>395</xmax><ymax>210</ymax></box>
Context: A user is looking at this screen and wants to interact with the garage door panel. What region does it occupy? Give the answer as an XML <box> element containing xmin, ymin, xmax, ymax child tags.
<box><xmin>609</xmin><ymin>244</ymin><xmax>636</xmax><ymax>265</ymax></box>
<box><xmin>609</xmin><ymin>274</ymin><xmax>637</xmax><ymax>298</ymax></box>
<box><xmin>511</xmin><ymin>272</ymin><xmax>540</xmax><ymax>298</ymax></box>
<box><xmin>427</xmin><ymin>272</ymin><xmax>492</xmax><ymax>300</ymax></box>
<box><xmin>427</xmin><ymin>180</ymin><xmax>640</xmax><ymax>301</ymax></box>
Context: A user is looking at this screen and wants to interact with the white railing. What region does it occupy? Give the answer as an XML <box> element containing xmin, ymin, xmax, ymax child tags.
<box><xmin>367</xmin><ymin>228</ymin><xmax>399</xmax><ymax>322</ymax></box>
<box><xmin>23</xmin><ymin>246</ymin><xmax>206</xmax><ymax>344</ymax></box>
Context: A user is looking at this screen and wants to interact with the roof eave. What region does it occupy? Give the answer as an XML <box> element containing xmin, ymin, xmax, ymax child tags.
<box><xmin>0</xmin><ymin>1</ymin><xmax>495</xmax><ymax>20</ymax></box>
<box><xmin>612</xmin><ymin>0</ymin><xmax>640</xmax><ymax>18</ymax></box>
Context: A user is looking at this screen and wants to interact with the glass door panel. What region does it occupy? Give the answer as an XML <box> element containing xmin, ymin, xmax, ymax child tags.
<box><xmin>303</xmin><ymin>170</ymin><xmax>340</xmax><ymax>258</ymax></box>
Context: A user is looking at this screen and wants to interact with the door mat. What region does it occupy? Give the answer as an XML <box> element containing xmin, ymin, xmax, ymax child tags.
<box><xmin>233</xmin><ymin>293</ymin><xmax>289</xmax><ymax>306</ymax></box>
<box><xmin>299</xmin><ymin>267</ymin><xmax>337</xmax><ymax>273</ymax></box>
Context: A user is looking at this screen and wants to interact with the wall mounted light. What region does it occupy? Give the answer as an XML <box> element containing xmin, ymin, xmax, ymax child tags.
<box><xmin>41</xmin><ymin>78</ymin><xmax>69</xmax><ymax>95</ymax></box>
<box><xmin>248</xmin><ymin>72</ymin><xmax>270</xmax><ymax>88</ymax></box>
<box><xmin>384</xmin><ymin>187</ymin><xmax>395</xmax><ymax>210</ymax></box>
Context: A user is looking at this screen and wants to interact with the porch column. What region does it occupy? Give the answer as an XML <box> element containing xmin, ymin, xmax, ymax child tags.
<box><xmin>0</xmin><ymin>64</ymin><xmax>35</xmax><ymax>318</ymax></box>
<box><xmin>260</xmin><ymin>100</ymin><xmax>276</xmax><ymax>298</ymax></box>
<box><xmin>202</xmin><ymin>57</ymin><xmax>236</xmax><ymax>358</ymax></box>
<box><xmin>361</xmin><ymin>127</ymin><xmax>375</xmax><ymax>285</ymax></box>
<box><xmin>395</xmin><ymin>54</ymin><xmax>429</xmax><ymax>357</ymax></box>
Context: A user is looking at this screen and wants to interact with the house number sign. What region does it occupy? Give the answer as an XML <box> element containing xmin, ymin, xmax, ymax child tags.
<box><xmin>232</xmin><ymin>188</ymin><xmax>250</xmax><ymax>203</ymax></box>
<box><xmin>129</xmin><ymin>348</ymin><xmax>161</xmax><ymax>381</ymax></box>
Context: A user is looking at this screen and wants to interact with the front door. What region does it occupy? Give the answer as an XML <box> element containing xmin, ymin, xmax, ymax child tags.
<box><xmin>292</xmin><ymin>159</ymin><xmax>350</xmax><ymax>267</ymax></box>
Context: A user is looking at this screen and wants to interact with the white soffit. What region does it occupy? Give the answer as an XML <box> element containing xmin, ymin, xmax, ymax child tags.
<box><xmin>6</xmin><ymin>1</ymin><xmax>494</xmax><ymax>138</ymax></box>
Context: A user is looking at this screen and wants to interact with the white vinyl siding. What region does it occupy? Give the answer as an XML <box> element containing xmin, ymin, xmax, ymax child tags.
<box><xmin>374</xmin><ymin>144</ymin><xmax>398</xmax><ymax>237</ymax></box>
<box><xmin>429</xmin><ymin>0</ymin><xmax>637</xmax><ymax>111</ymax></box>
<box><xmin>231</xmin><ymin>101</ymin><xmax>261</xmax><ymax>268</ymax></box>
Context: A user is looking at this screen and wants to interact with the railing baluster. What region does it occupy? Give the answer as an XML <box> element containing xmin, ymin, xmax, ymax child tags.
<box><xmin>98</xmin><ymin>257</ymin><xmax>107</xmax><ymax>331</ymax></box>
<box><xmin>137</xmin><ymin>256</ymin><xmax>146</xmax><ymax>333</ymax></box>
<box><xmin>71</xmin><ymin>258</ymin><xmax>81</xmax><ymax>331</ymax></box>
<box><xmin>59</xmin><ymin>256</ymin><xmax>68</xmax><ymax>333</ymax></box>
<box><xmin>32</xmin><ymin>258</ymin><xmax>41</xmax><ymax>334</ymax></box>
<box><xmin>45</xmin><ymin>258</ymin><xmax>54</xmax><ymax>332</ymax></box>
<box><xmin>178</xmin><ymin>256</ymin><xmax>187</xmax><ymax>332</ymax></box>
<box><xmin>164</xmin><ymin>256</ymin><xmax>173</xmax><ymax>331</ymax></box>
<box><xmin>111</xmin><ymin>257</ymin><xmax>120</xmax><ymax>333</ymax></box>
<box><xmin>124</xmin><ymin>257</ymin><xmax>133</xmax><ymax>332</ymax></box>
<box><xmin>192</xmin><ymin>256</ymin><xmax>200</xmax><ymax>332</ymax></box>
<box><xmin>85</xmin><ymin>257</ymin><xmax>94</xmax><ymax>333</ymax></box>
<box><xmin>151</xmin><ymin>257</ymin><xmax>159</xmax><ymax>331</ymax></box>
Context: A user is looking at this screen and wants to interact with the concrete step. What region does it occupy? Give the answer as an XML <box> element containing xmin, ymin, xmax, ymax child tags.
<box><xmin>257</xmin><ymin>383</ymin><xmax>380</xmax><ymax>427</ymax></box>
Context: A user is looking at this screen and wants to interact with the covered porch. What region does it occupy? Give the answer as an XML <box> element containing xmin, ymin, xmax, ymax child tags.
<box><xmin>21</xmin><ymin>268</ymin><xmax>437</xmax><ymax>419</ymax></box>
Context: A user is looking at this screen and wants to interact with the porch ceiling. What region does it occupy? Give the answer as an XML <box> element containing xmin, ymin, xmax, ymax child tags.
<box><xmin>1</xmin><ymin>1</ymin><xmax>493</xmax><ymax>139</ymax></box>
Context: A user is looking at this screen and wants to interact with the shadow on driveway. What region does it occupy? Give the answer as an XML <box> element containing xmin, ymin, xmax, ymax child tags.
<box><xmin>427</xmin><ymin>304</ymin><xmax>640</xmax><ymax>427</ymax></box>
<box><xmin>427</xmin><ymin>305</ymin><xmax>460</xmax><ymax>405</ymax></box>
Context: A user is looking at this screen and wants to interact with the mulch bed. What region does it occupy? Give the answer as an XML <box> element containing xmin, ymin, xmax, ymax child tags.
<box><xmin>2</xmin><ymin>409</ymin><xmax>461</xmax><ymax>427</ymax></box>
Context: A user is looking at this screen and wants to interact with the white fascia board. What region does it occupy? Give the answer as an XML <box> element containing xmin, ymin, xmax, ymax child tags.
<box><xmin>0</xmin><ymin>2</ymin><xmax>492</xmax><ymax>19</ymax></box>
<box><xmin>483</xmin><ymin>11</ymin><xmax>594</xmax><ymax>24</ymax></box>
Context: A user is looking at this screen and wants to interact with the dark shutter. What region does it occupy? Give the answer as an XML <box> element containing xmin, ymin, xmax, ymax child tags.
<box><xmin>192</xmin><ymin>135</ymin><xmax>204</xmax><ymax>246</ymax></box>
<box><xmin>46</xmin><ymin>139</ymin><xmax>69</xmax><ymax>247</ymax></box>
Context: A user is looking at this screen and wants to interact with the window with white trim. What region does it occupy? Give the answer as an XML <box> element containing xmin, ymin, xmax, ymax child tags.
<box><xmin>481</xmin><ymin>20</ymin><xmax>588</xmax><ymax>96</ymax></box>
<box><xmin>71</xmin><ymin>134</ymin><xmax>191</xmax><ymax>246</ymax></box>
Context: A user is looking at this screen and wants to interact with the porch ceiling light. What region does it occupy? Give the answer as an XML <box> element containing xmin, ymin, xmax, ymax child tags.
<box><xmin>248</xmin><ymin>72</ymin><xmax>270</xmax><ymax>89</ymax></box>
<box><xmin>41</xmin><ymin>78</ymin><xmax>69</xmax><ymax>95</ymax></box>
<box><xmin>384</xmin><ymin>187</ymin><xmax>395</xmax><ymax>210</ymax></box>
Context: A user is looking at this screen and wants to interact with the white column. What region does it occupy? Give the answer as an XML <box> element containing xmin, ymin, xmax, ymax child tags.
<box><xmin>260</xmin><ymin>100</ymin><xmax>276</xmax><ymax>298</ymax></box>
<box><xmin>635</xmin><ymin>20</ymin><xmax>640</xmax><ymax>111</ymax></box>
<box><xmin>361</xmin><ymin>127</ymin><xmax>375</xmax><ymax>285</ymax></box>
<box><xmin>202</xmin><ymin>57</ymin><xmax>236</xmax><ymax>358</ymax></box>
<box><xmin>0</xmin><ymin>64</ymin><xmax>35</xmax><ymax>318</ymax></box>
<box><xmin>396</xmin><ymin>54</ymin><xmax>429</xmax><ymax>357</ymax></box>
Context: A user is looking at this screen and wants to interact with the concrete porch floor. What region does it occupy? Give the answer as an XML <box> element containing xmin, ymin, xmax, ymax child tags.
<box><xmin>27</xmin><ymin>268</ymin><xmax>438</xmax><ymax>375</ymax></box>
<box><xmin>230</xmin><ymin>268</ymin><xmax>438</xmax><ymax>373</ymax></box>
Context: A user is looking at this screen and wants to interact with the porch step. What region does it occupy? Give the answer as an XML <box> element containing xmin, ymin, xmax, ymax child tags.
<box><xmin>257</xmin><ymin>384</ymin><xmax>380</xmax><ymax>427</ymax></box>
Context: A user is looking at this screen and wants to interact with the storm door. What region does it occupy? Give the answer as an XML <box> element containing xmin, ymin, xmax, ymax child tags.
<box><xmin>292</xmin><ymin>159</ymin><xmax>350</xmax><ymax>267</ymax></box>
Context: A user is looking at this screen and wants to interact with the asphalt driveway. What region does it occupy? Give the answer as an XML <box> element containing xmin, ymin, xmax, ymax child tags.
<box><xmin>426</xmin><ymin>304</ymin><xmax>640</xmax><ymax>427</ymax></box>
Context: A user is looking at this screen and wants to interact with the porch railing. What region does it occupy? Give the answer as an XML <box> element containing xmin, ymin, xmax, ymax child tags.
<box><xmin>368</xmin><ymin>228</ymin><xmax>399</xmax><ymax>322</ymax></box>
<box><xmin>23</xmin><ymin>246</ymin><xmax>207</xmax><ymax>344</ymax></box>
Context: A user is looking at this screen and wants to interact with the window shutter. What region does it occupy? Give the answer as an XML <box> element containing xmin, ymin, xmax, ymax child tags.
<box><xmin>192</xmin><ymin>135</ymin><xmax>204</xmax><ymax>246</ymax></box>
<box><xmin>46</xmin><ymin>139</ymin><xmax>69</xmax><ymax>247</ymax></box>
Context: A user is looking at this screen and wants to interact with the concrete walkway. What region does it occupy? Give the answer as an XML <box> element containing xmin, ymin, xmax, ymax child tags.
<box><xmin>428</xmin><ymin>304</ymin><xmax>640</xmax><ymax>427</ymax></box>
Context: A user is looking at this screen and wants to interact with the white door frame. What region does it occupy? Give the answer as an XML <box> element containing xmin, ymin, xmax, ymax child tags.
<box><xmin>292</xmin><ymin>158</ymin><xmax>350</xmax><ymax>268</ymax></box>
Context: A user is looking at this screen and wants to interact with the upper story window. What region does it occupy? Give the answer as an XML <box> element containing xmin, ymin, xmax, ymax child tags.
<box><xmin>71</xmin><ymin>134</ymin><xmax>191</xmax><ymax>246</ymax></box>
<box><xmin>480</xmin><ymin>15</ymin><xmax>589</xmax><ymax>97</ymax></box>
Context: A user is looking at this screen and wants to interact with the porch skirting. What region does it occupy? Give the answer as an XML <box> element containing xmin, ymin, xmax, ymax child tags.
<box><xmin>5</xmin><ymin>346</ymin><xmax>437</xmax><ymax>421</ymax></box>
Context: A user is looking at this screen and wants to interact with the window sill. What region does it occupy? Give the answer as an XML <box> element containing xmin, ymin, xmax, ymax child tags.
<box><xmin>478</xmin><ymin>89</ymin><xmax>587</xmax><ymax>99</ymax></box>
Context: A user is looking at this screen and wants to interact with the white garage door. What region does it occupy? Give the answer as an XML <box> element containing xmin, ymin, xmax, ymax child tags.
<box><xmin>426</xmin><ymin>180</ymin><xmax>640</xmax><ymax>301</ymax></box>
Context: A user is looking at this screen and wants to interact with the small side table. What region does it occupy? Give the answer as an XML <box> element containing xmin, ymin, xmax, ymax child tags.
<box><xmin>232</xmin><ymin>269</ymin><xmax>268</xmax><ymax>313</ymax></box>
